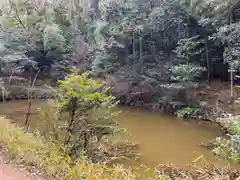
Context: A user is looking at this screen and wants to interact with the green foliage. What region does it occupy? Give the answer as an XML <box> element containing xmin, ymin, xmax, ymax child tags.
<box><xmin>0</xmin><ymin>26</ymin><xmax>37</xmax><ymax>74</ymax></box>
<box><xmin>170</xmin><ymin>64</ymin><xmax>206</xmax><ymax>82</ymax></box>
<box><xmin>0</xmin><ymin>0</ymin><xmax>237</xmax><ymax>85</ymax></box>
<box><xmin>218</xmin><ymin>115</ymin><xmax>240</xmax><ymax>135</ymax></box>
<box><xmin>214</xmin><ymin>115</ymin><xmax>240</xmax><ymax>163</ymax></box>
<box><xmin>51</xmin><ymin>70</ymin><xmax>121</xmax><ymax>160</ymax></box>
<box><xmin>0</xmin><ymin>0</ymin><xmax>88</xmax><ymax>78</ymax></box>
<box><xmin>218</xmin><ymin>23</ymin><xmax>240</xmax><ymax>68</ymax></box>
<box><xmin>90</xmin><ymin>0</ymin><xmax>189</xmax><ymax>80</ymax></box>
<box><xmin>213</xmin><ymin>136</ymin><xmax>240</xmax><ymax>163</ymax></box>
<box><xmin>88</xmin><ymin>0</ymin><xmax>221</xmax><ymax>91</ymax></box>
<box><xmin>175</xmin><ymin>36</ymin><xmax>205</xmax><ymax>59</ymax></box>
<box><xmin>0</xmin><ymin>0</ymin><xmax>235</xmax><ymax>88</ymax></box>
<box><xmin>43</xmin><ymin>24</ymin><xmax>66</xmax><ymax>53</ymax></box>
<box><xmin>227</xmin><ymin>121</ymin><xmax>240</xmax><ymax>135</ymax></box>
<box><xmin>1</xmin><ymin>0</ymin><xmax>240</xmax><ymax>175</ymax></box>
<box><xmin>176</xmin><ymin>107</ymin><xmax>201</xmax><ymax>119</ymax></box>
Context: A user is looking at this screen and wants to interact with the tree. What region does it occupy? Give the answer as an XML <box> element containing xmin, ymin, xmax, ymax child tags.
<box><xmin>0</xmin><ymin>0</ymin><xmax>90</xmax><ymax>80</ymax></box>
<box><xmin>90</xmin><ymin>0</ymin><xmax>189</xmax><ymax>82</ymax></box>
<box><xmin>0</xmin><ymin>26</ymin><xmax>37</xmax><ymax>75</ymax></box>
<box><xmin>0</xmin><ymin>0</ymin><xmax>238</xmax><ymax>106</ymax></box>
<box><xmin>51</xmin><ymin>71</ymin><xmax>120</xmax><ymax>160</ymax></box>
<box><xmin>172</xmin><ymin>35</ymin><xmax>206</xmax><ymax>84</ymax></box>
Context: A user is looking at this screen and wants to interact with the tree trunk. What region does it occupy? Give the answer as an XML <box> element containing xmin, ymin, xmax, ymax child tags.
<box><xmin>139</xmin><ymin>37</ymin><xmax>143</xmax><ymax>74</ymax></box>
<box><xmin>89</xmin><ymin>0</ymin><xmax>100</xmax><ymax>20</ymax></box>
<box><xmin>204</xmin><ymin>36</ymin><xmax>211</xmax><ymax>83</ymax></box>
<box><xmin>133</xmin><ymin>33</ymin><xmax>136</xmax><ymax>58</ymax></box>
<box><xmin>84</xmin><ymin>131</ymin><xmax>88</xmax><ymax>151</ymax></box>
<box><xmin>64</xmin><ymin>97</ymin><xmax>77</xmax><ymax>145</ymax></box>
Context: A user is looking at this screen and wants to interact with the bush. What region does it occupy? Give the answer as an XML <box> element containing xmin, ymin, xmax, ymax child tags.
<box><xmin>213</xmin><ymin>136</ymin><xmax>240</xmax><ymax>163</ymax></box>
<box><xmin>213</xmin><ymin>115</ymin><xmax>240</xmax><ymax>163</ymax></box>
<box><xmin>40</xmin><ymin>71</ymin><xmax>123</xmax><ymax>161</ymax></box>
<box><xmin>218</xmin><ymin>115</ymin><xmax>240</xmax><ymax>135</ymax></box>
<box><xmin>176</xmin><ymin>107</ymin><xmax>202</xmax><ymax>119</ymax></box>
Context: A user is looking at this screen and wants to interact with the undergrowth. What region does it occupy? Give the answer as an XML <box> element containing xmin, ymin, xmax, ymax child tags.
<box><xmin>0</xmin><ymin>116</ymin><xmax>239</xmax><ymax>180</ymax></box>
<box><xmin>214</xmin><ymin>115</ymin><xmax>240</xmax><ymax>163</ymax></box>
<box><xmin>176</xmin><ymin>107</ymin><xmax>202</xmax><ymax>120</ymax></box>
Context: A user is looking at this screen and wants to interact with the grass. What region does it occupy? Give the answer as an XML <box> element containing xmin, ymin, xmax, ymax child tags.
<box><xmin>0</xmin><ymin>116</ymin><xmax>71</xmax><ymax>179</ymax></box>
<box><xmin>0</xmin><ymin>116</ymin><xmax>239</xmax><ymax>180</ymax></box>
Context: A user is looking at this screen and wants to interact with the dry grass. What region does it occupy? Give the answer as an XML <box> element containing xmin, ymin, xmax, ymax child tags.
<box><xmin>0</xmin><ymin>116</ymin><xmax>70</xmax><ymax>179</ymax></box>
<box><xmin>0</xmin><ymin>116</ymin><xmax>239</xmax><ymax>180</ymax></box>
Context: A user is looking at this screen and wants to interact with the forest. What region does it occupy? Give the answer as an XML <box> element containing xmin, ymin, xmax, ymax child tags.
<box><xmin>1</xmin><ymin>0</ymin><xmax>240</xmax><ymax>179</ymax></box>
<box><xmin>1</xmin><ymin>0</ymin><xmax>240</xmax><ymax>112</ymax></box>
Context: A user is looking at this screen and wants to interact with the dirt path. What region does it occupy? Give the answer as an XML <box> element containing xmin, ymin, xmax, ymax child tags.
<box><xmin>0</xmin><ymin>156</ymin><xmax>45</xmax><ymax>180</ymax></box>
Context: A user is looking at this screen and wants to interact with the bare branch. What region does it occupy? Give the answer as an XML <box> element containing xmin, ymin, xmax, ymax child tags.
<box><xmin>8</xmin><ymin>0</ymin><xmax>27</xmax><ymax>29</ymax></box>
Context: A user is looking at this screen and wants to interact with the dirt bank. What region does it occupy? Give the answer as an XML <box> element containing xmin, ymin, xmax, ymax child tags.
<box><xmin>108</xmin><ymin>78</ymin><xmax>240</xmax><ymax>120</ymax></box>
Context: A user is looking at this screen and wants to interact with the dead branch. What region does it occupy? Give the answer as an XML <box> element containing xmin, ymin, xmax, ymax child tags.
<box><xmin>24</xmin><ymin>70</ymin><xmax>40</xmax><ymax>130</ymax></box>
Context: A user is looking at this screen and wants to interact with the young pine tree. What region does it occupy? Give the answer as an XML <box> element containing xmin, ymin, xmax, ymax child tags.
<box><xmin>52</xmin><ymin>71</ymin><xmax>121</xmax><ymax>160</ymax></box>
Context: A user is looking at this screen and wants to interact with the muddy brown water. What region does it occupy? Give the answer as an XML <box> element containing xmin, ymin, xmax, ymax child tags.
<box><xmin>0</xmin><ymin>100</ymin><xmax>238</xmax><ymax>168</ymax></box>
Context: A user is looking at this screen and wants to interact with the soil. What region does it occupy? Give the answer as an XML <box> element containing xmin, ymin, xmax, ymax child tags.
<box><xmin>0</xmin><ymin>156</ymin><xmax>45</xmax><ymax>180</ymax></box>
<box><xmin>195</xmin><ymin>81</ymin><xmax>240</xmax><ymax>113</ymax></box>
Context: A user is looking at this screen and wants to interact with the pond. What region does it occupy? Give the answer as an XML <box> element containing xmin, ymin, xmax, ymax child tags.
<box><xmin>114</xmin><ymin>108</ymin><xmax>232</xmax><ymax>168</ymax></box>
<box><xmin>0</xmin><ymin>100</ymin><xmax>237</xmax><ymax>168</ymax></box>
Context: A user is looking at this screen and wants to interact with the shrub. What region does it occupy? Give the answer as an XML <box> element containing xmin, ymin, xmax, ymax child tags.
<box><xmin>176</xmin><ymin>107</ymin><xmax>201</xmax><ymax>119</ymax></box>
<box><xmin>213</xmin><ymin>136</ymin><xmax>240</xmax><ymax>163</ymax></box>
<box><xmin>41</xmin><ymin>71</ymin><xmax>123</xmax><ymax>161</ymax></box>
<box><xmin>217</xmin><ymin>115</ymin><xmax>240</xmax><ymax>135</ymax></box>
<box><xmin>213</xmin><ymin>115</ymin><xmax>240</xmax><ymax>163</ymax></box>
